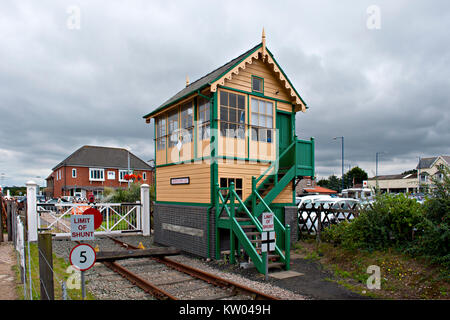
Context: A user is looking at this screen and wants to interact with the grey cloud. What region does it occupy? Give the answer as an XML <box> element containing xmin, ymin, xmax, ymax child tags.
<box><xmin>0</xmin><ymin>0</ymin><xmax>449</xmax><ymax>186</ymax></box>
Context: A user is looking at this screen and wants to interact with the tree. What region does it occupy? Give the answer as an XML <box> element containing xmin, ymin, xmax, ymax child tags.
<box><xmin>317</xmin><ymin>175</ymin><xmax>341</xmax><ymax>192</ymax></box>
<box><xmin>402</xmin><ymin>169</ymin><xmax>417</xmax><ymax>175</ymax></box>
<box><xmin>343</xmin><ymin>166</ymin><xmax>368</xmax><ymax>188</ymax></box>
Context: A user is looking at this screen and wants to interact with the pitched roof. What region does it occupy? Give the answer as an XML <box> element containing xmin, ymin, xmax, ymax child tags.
<box><xmin>417</xmin><ymin>157</ymin><xmax>437</xmax><ymax>169</ymax></box>
<box><xmin>368</xmin><ymin>172</ymin><xmax>418</xmax><ymax>180</ymax></box>
<box><xmin>52</xmin><ymin>145</ymin><xmax>152</xmax><ymax>171</ymax></box>
<box><xmin>304</xmin><ymin>186</ymin><xmax>337</xmax><ymax>194</ymax></box>
<box><xmin>143</xmin><ymin>42</ymin><xmax>307</xmax><ymax>119</ymax></box>
<box><xmin>417</xmin><ymin>155</ymin><xmax>450</xmax><ymax>169</ymax></box>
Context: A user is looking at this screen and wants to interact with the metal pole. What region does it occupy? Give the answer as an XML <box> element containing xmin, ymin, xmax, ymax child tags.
<box><xmin>81</xmin><ymin>270</ymin><xmax>86</xmax><ymax>299</ymax></box>
<box><xmin>128</xmin><ymin>150</ymin><xmax>131</xmax><ymax>189</ymax></box>
<box><xmin>376</xmin><ymin>152</ymin><xmax>379</xmax><ymax>188</ymax></box>
<box><xmin>62</xmin><ymin>282</ymin><xmax>67</xmax><ymax>300</ymax></box>
<box><xmin>333</xmin><ymin>136</ymin><xmax>344</xmax><ymax>193</ymax></box>
<box><xmin>341</xmin><ymin>137</ymin><xmax>344</xmax><ymax>192</ymax></box>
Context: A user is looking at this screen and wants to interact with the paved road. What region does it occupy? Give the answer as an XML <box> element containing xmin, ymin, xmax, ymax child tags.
<box><xmin>269</xmin><ymin>254</ymin><xmax>371</xmax><ymax>300</ymax></box>
<box><xmin>0</xmin><ymin>235</ymin><xmax>18</xmax><ymax>300</ymax></box>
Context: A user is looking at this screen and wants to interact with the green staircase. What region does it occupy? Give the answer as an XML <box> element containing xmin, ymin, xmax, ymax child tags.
<box><xmin>215</xmin><ymin>137</ymin><xmax>315</xmax><ymax>275</ymax></box>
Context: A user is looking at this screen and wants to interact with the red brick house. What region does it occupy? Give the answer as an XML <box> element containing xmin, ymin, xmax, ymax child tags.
<box><xmin>45</xmin><ymin>145</ymin><xmax>154</xmax><ymax>199</ymax></box>
<box><xmin>295</xmin><ymin>176</ymin><xmax>337</xmax><ymax>195</ymax></box>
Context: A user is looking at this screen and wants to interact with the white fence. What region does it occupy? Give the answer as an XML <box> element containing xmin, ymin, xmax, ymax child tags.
<box><xmin>27</xmin><ymin>181</ymin><xmax>151</xmax><ymax>240</ymax></box>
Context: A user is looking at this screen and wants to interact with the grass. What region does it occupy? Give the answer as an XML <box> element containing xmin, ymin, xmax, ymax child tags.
<box><xmin>293</xmin><ymin>239</ymin><xmax>450</xmax><ymax>299</ymax></box>
<box><xmin>13</xmin><ymin>242</ymin><xmax>96</xmax><ymax>300</ymax></box>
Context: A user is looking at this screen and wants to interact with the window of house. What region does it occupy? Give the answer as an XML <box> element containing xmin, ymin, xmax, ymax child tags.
<box><xmin>252</xmin><ymin>76</ymin><xmax>264</xmax><ymax>93</ymax></box>
<box><xmin>198</xmin><ymin>96</ymin><xmax>210</xmax><ymax>140</ymax></box>
<box><xmin>219</xmin><ymin>177</ymin><xmax>243</xmax><ymax>199</ymax></box>
<box><xmin>89</xmin><ymin>168</ymin><xmax>104</xmax><ymax>181</ymax></box>
<box><xmin>168</xmin><ymin>108</ymin><xmax>179</xmax><ymax>148</ymax></box>
<box><xmin>143</xmin><ymin>172</ymin><xmax>147</xmax><ymax>181</ymax></box>
<box><xmin>420</xmin><ymin>174</ymin><xmax>428</xmax><ymax>183</ymax></box>
<box><xmin>180</xmin><ymin>101</ymin><xmax>193</xmax><ymax>143</ymax></box>
<box><xmin>219</xmin><ymin>91</ymin><xmax>245</xmax><ymax>139</ymax></box>
<box><xmin>156</xmin><ymin>116</ymin><xmax>167</xmax><ymax>151</ymax></box>
<box><xmin>72</xmin><ymin>169</ymin><xmax>77</xmax><ymax>178</ymax></box>
<box><xmin>93</xmin><ymin>190</ymin><xmax>103</xmax><ymax>199</ymax></box>
<box><xmin>107</xmin><ymin>171</ymin><xmax>116</xmax><ymax>180</ymax></box>
<box><xmin>251</xmin><ymin>98</ymin><xmax>273</xmax><ymax>143</ymax></box>
<box><xmin>119</xmin><ymin>170</ymin><xmax>128</xmax><ymax>182</ymax></box>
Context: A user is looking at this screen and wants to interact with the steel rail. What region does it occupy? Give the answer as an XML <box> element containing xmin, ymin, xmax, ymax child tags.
<box><xmin>107</xmin><ymin>236</ymin><xmax>279</xmax><ymax>300</ymax></box>
<box><xmin>75</xmin><ymin>239</ymin><xmax>177</xmax><ymax>300</ymax></box>
<box><xmin>102</xmin><ymin>261</ymin><xmax>177</xmax><ymax>300</ymax></box>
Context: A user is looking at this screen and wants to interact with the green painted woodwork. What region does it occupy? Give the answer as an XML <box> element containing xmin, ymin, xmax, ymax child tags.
<box><xmin>251</xmin><ymin>75</ymin><xmax>264</xmax><ymax>94</ymax></box>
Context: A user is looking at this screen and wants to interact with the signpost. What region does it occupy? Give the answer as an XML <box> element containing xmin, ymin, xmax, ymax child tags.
<box><xmin>68</xmin><ymin>207</ymin><xmax>102</xmax><ymax>299</ymax></box>
<box><xmin>71</xmin><ymin>214</ymin><xmax>95</xmax><ymax>241</ymax></box>
<box><xmin>69</xmin><ymin>243</ymin><xmax>97</xmax><ymax>299</ymax></box>
<box><xmin>261</xmin><ymin>212</ymin><xmax>276</xmax><ymax>280</ymax></box>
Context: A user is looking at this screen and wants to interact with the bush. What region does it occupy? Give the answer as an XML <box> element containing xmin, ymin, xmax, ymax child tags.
<box><xmin>322</xmin><ymin>193</ymin><xmax>424</xmax><ymax>251</ymax></box>
<box><xmin>101</xmin><ymin>183</ymin><xmax>155</xmax><ymax>203</ymax></box>
<box><xmin>323</xmin><ymin>167</ymin><xmax>450</xmax><ymax>273</ymax></box>
<box><xmin>412</xmin><ymin>167</ymin><xmax>450</xmax><ymax>269</ymax></box>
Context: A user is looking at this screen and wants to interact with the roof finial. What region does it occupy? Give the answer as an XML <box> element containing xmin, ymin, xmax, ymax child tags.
<box><xmin>262</xmin><ymin>27</ymin><xmax>266</xmax><ymax>59</ymax></box>
<box><xmin>186</xmin><ymin>75</ymin><xmax>190</xmax><ymax>87</ymax></box>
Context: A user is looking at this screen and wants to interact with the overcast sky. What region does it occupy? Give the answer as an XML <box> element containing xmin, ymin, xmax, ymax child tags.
<box><xmin>0</xmin><ymin>0</ymin><xmax>449</xmax><ymax>187</ymax></box>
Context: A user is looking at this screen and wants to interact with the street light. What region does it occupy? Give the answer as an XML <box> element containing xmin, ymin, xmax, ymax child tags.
<box><xmin>376</xmin><ymin>151</ymin><xmax>386</xmax><ymax>189</ymax></box>
<box><xmin>333</xmin><ymin>136</ymin><xmax>344</xmax><ymax>192</ymax></box>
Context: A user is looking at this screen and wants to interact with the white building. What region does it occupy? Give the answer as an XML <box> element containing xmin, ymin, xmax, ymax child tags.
<box><xmin>366</xmin><ymin>155</ymin><xmax>449</xmax><ymax>194</ymax></box>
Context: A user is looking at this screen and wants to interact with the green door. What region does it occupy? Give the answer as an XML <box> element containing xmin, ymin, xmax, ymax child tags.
<box><xmin>276</xmin><ymin>112</ymin><xmax>292</xmax><ymax>155</ymax></box>
<box><xmin>276</xmin><ymin>112</ymin><xmax>293</xmax><ymax>168</ymax></box>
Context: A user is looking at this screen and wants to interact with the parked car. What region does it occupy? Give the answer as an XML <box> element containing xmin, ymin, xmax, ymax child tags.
<box><xmin>296</xmin><ymin>195</ymin><xmax>335</xmax><ymax>208</ymax></box>
<box><xmin>45</xmin><ymin>198</ymin><xmax>69</xmax><ymax>204</ymax></box>
<box><xmin>297</xmin><ymin>195</ymin><xmax>339</xmax><ymax>232</ymax></box>
<box><xmin>298</xmin><ymin>196</ymin><xmax>361</xmax><ymax>232</ymax></box>
<box><xmin>331</xmin><ymin>198</ymin><xmax>360</xmax><ymax>210</ymax></box>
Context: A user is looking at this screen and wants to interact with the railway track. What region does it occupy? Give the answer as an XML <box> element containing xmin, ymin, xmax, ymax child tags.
<box><xmin>99</xmin><ymin>236</ymin><xmax>279</xmax><ymax>300</ymax></box>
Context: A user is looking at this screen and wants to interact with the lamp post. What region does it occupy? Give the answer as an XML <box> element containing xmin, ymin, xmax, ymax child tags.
<box><xmin>375</xmin><ymin>151</ymin><xmax>386</xmax><ymax>189</ymax></box>
<box><xmin>126</xmin><ymin>147</ymin><xmax>131</xmax><ymax>189</ymax></box>
<box><xmin>333</xmin><ymin>136</ymin><xmax>344</xmax><ymax>193</ymax></box>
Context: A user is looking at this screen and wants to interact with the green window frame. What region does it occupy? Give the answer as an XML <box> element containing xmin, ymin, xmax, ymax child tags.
<box><xmin>250</xmin><ymin>97</ymin><xmax>274</xmax><ymax>143</ymax></box>
<box><xmin>251</xmin><ymin>75</ymin><xmax>264</xmax><ymax>94</ymax></box>
<box><xmin>219</xmin><ymin>91</ymin><xmax>246</xmax><ymax>139</ymax></box>
<box><xmin>156</xmin><ymin>115</ymin><xmax>167</xmax><ymax>150</ymax></box>
<box><xmin>198</xmin><ymin>96</ymin><xmax>210</xmax><ymax>140</ymax></box>
<box><xmin>168</xmin><ymin>108</ymin><xmax>179</xmax><ymax>148</ymax></box>
<box><xmin>220</xmin><ymin>177</ymin><xmax>243</xmax><ymax>199</ymax></box>
<box><xmin>180</xmin><ymin>101</ymin><xmax>194</xmax><ymax>143</ymax></box>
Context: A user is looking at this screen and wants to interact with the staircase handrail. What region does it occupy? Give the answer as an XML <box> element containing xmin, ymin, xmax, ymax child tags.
<box><xmin>255</xmin><ymin>139</ymin><xmax>296</xmax><ymax>185</ymax></box>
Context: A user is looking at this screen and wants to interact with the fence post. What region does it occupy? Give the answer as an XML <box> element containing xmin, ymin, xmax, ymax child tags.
<box><xmin>316</xmin><ymin>204</ymin><xmax>322</xmax><ymax>244</ymax></box>
<box><xmin>38</xmin><ymin>232</ymin><xmax>54</xmax><ymax>300</ymax></box>
<box><xmin>0</xmin><ymin>198</ymin><xmax>3</xmax><ymax>242</ymax></box>
<box><xmin>26</xmin><ymin>181</ymin><xmax>38</xmax><ymax>242</ymax></box>
<box><xmin>140</xmin><ymin>184</ymin><xmax>150</xmax><ymax>236</ymax></box>
<box><xmin>8</xmin><ymin>201</ymin><xmax>14</xmax><ymax>241</ymax></box>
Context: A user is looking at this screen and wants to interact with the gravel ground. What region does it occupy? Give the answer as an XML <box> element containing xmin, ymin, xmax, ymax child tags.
<box><xmin>52</xmin><ymin>234</ymin><xmax>307</xmax><ymax>300</ymax></box>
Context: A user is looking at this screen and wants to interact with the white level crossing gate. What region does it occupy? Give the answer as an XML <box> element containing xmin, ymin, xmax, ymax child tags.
<box><xmin>26</xmin><ymin>181</ymin><xmax>151</xmax><ymax>240</ymax></box>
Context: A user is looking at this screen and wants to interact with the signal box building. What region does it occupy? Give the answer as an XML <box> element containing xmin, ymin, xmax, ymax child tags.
<box><xmin>143</xmin><ymin>32</ymin><xmax>315</xmax><ymax>274</ymax></box>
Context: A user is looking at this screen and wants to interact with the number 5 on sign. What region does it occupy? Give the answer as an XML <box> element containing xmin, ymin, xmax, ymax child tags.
<box><xmin>69</xmin><ymin>244</ymin><xmax>97</xmax><ymax>271</ymax></box>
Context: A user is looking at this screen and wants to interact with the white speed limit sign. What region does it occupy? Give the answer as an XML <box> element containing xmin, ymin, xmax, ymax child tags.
<box><xmin>69</xmin><ymin>243</ymin><xmax>97</xmax><ymax>271</ymax></box>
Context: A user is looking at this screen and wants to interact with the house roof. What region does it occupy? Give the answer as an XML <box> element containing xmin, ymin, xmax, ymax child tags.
<box><xmin>304</xmin><ymin>186</ymin><xmax>337</xmax><ymax>194</ymax></box>
<box><xmin>417</xmin><ymin>155</ymin><xmax>450</xmax><ymax>169</ymax></box>
<box><xmin>368</xmin><ymin>172</ymin><xmax>418</xmax><ymax>181</ymax></box>
<box><xmin>143</xmin><ymin>42</ymin><xmax>307</xmax><ymax>119</ymax></box>
<box><xmin>52</xmin><ymin>145</ymin><xmax>153</xmax><ymax>171</ymax></box>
